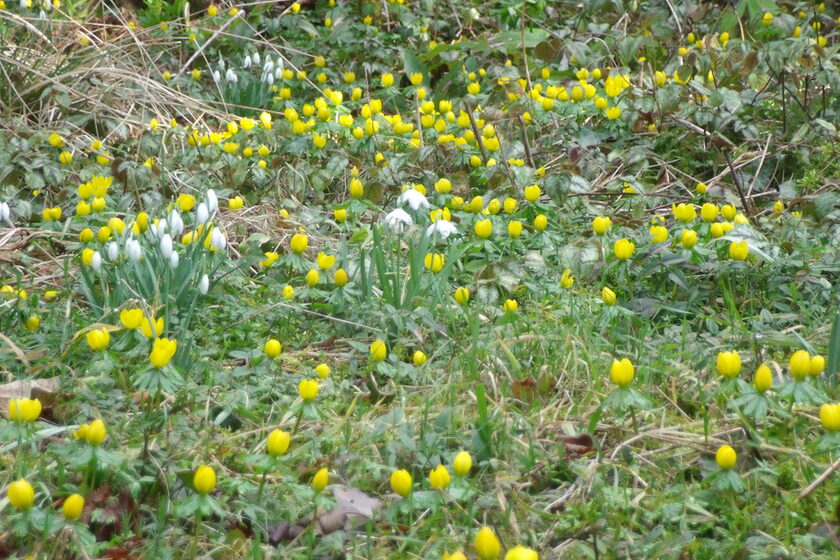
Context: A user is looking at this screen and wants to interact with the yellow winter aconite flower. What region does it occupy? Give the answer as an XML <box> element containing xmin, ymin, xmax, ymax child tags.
<box><xmin>283</xmin><ymin>285</ymin><xmax>295</xmax><ymax>300</ymax></box>
<box><xmin>8</xmin><ymin>398</ymin><xmax>41</xmax><ymax>423</ymax></box>
<box><xmin>334</xmin><ymin>208</ymin><xmax>347</xmax><ymax>223</ymax></box>
<box><xmin>409</xmin><ymin>72</ymin><xmax>423</xmax><ymax>86</ymax></box>
<box><xmin>475</xmin><ymin>527</ymin><xmax>502</xmax><ymax>560</ymax></box>
<box><xmin>48</xmin><ymin>132</ymin><xmax>64</xmax><ymax>147</ymax></box>
<box><xmin>505</xmin><ymin>546</ymin><xmax>539</xmax><ymax>560</ymax></box>
<box><xmin>150</xmin><ymin>337</ymin><xmax>177</xmax><ymax>368</ymax></box>
<box><xmin>503</xmin><ymin>299</ymin><xmax>518</xmax><ymax>313</ymax></box>
<box><xmin>86</xmin><ymin>327</ymin><xmax>110</xmax><ymax>351</ymax></box>
<box><xmin>601</xmin><ymin>286</ymin><xmax>617</xmax><ymax>306</ymax></box>
<box><xmin>475</xmin><ymin>219</ymin><xmax>492</xmax><ymax>239</ymax></box>
<box><xmin>454</xmin><ymin>286</ymin><xmax>470</xmax><ymax>305</ymax></box>
<box><xmin>610</xmin><ymin>358</ymin><xmax>634</xmax><ymax>387</ymax></box>
<box><xmin>728</xmin><ymin>240</ymin><xmax>749</xmax><ymax>261</ymax></box>
<box><xmin>62</xmin><ymin>493</ymin><xmax>85</xmax><ymax>520</ymax></box>
<box><xmin>524</xmin><ymin>184</ymin><xmax>541</xmax><ymax>202</ymax></box>
<box><xmin>721</xmin><ymin>204</ymin><xmax>737</xmax><ymax>221</ymax></box>
<box><xmin>789</xmin><ymin>350</ymin><xmax>811</xmax><ymax>381</ymax></box>
<box><xmin>613</xmin><ymin>238</ymin><xmax>635</xmax><ymax>260</ymax></box>
<box><xmin>141</xmin><ymin>316</ymin><xmax>164</xmax><ymax>338</ymax></box>
<box><xmin>424</xmin><ymin>253</ymin><xmax>445</xmax><ymax>273</ymax></box>
<box><xmin>25</xmin><ymin>315</ymin><xmax>40</xmax><ymax>331</ymax></box>
<box><xmin>605</xmin><ymin>106</ymin><xmax>621</xmax><ymax>120</ymax></box>
<box><xmin>42</xmin><ymin>206</ymin><xmax>62</xmax><ymax>221</ymax></box>
<box><xmin>412</xmin><ymin>350</ymin><xmax>427</xmax><ymax>366</ymax></box>
<box><xmin>261</xmin><ymin>252</ymin><xmax>279</xmax><ymax>269</ymax></box>
<box><xmin>716</xmin><ymin>350</ymin><xmax>741</xmax><ymax>378</ymax></box>
<box><xmin>317</xmin><ymin>252</ymin><xmax>336</xmax><ymax>270</ymax></box>
<box><xmin>314</xmin><ymin>363</ymin><xmax>331</xmax><ymax>379</ymax></box>
<box><xmin>453</xmin><ymin>451</ymin><xmax>472</xmax><ymax>476</ymax></box>
<box><xmin>810</xmin><ymin>355</ymin><xmax>825</xmax><ymax>376</ymax></box>
<box><xmin>312</xmin><ymin>467</ymin><xmax>329</xmax><ymax>492</ymax></box>
<box><xmin>592</xmin><ymin>216</ymin><xmax>611</xmax><ymax>235</ymax></box>
<box><xmin>390</xmin><ymin>469</ymin><xmax>412</xmax><ymax>497</ymax></box>
<box><xmin>716</xmin><ymin>445</ymin><xmax>736</xmax><ymax>470</ymax></box>
<box><xmin>120</xmin><ymin>308</ymin><xmax>144</xmax><ymax>329</ymax></box>
<box><xmin>533</xmin><ymin>214</ymin><xmax>547</xmax><ymax>232</ymax></box>
<box><xmin>298</xmin><ymin>379</ymin><xmax>319</xmax><ymax>401</ymax></box>
<box><xmin>86</xmin><ymin>419</ymin><xmax>107</xmax><ymax>446</ymax></box>
<box><xmin>701</xmin><ymin>203</ymin><xmax>718</xmax><ymax>222</ymax></box>
<box><xmin>681</xmin><ymin>229</ymin><xmax>698</xmax><ymax>248</ymax></box>
<box><xmin>560</xmin><ymin>269</ymin><xmax>574</xmax><ymax>289</ymax></box>
<box><xmin>650</xmin><ymin>225</ymin><xmax>669</xmax><ymax>243</ymax></box>
<box><xmin>290</xmin><ymin>233</ymin><xmax>308</xmax><ymax>254</ymax></box>
<box><xmin>370</xmin><ymin>339</ymin><xmax>387</xmax><ymax>362</ymax></box>
<box><xmin>428</xmin><ymin>465</ymin><xmax>451</xmax><ymax>489</ymax></box>
<box><xmin>228</xmin><ymin>196</ymin><xmax>244</xmax><ymax>210</ymax></box>
<box><xmin>264</xmin><ymin>339</ymin><xmax>282</xmax><ymax>358</ymax></box>
<box><xmin>59</xmin><ymin>151</ymin><xmax>73</xmax><ymax>164</ymax></box>
<box><xmin>761</xmin><ymin>12</ymin><xmax>773</xmax><ymax>25</ymax></box>
<box><xmin>673</xmin><ymin>203</ymin><xmax>697</xmax><ymax>222</ymax></box>
<box><xmin>819</xmin><ymin>404</ymin><xmax>840</xmax><ymax>432</ymax></box>
<box><xmin>8</xmin><ymin>479</ymin><xmax>34</xmax><ymax>511</ymax></box>
<box><xmin>753</xmin><ymin>364</ymin><xmax>772</xmax><ymax>393</ymax></box>
<box><xmin>333</xmin><ymin>268</ymin><xmax>349</xmax><ymax>287</ymax></box>
<box><xmin>193</xmin><ymin>465</ymin><xmax>216</xmax><ymax>495</ymax></box>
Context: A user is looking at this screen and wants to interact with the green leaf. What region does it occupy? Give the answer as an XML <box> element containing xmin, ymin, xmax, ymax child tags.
<box><xmin>827</xmin><ymin>312</ymin><xmax>840</xmax><ymax>387</ymax></box>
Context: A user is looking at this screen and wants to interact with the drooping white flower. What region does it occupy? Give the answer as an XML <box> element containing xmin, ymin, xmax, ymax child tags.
<box><xmin>91</xmin><ymin>251</ymin><xmax>102</xmax><ymax>272</ymax></box>
<box><xmin>196</xmin><ymin>202</ymin><xmax>209</xmax><ymax>225</ymax></box>
<box><xmin>169</xmin><ymin>251</ymin><xmax>180</xmax><ymax>270</ymax></box>
<box><xmin>210</xmin><ymin>228</ymin><xmax>227</xmax><ymax>251</ymax></box>
<box><xmin>0</xmin><ymin>201</ymin><xmax>11</xmax><ymax>223</ymax></box>
<box><xmin>150</xmin><ymin>219</ymin><xmax>167</xmax><ymax>240</ymax></box>
<box><xmin>218</xmin><ymin>57</ymin><xmax>226</xmax><ymax>70</ymax></box>
<box><xmin>160</xmin><ymin>234</ymin><xmax>173</xmax><ymax>258</ymax></box>
<box><xmin>252</xmin><ymin>52</ymin><xmax>261</xmax><ymax>66</ymax></box>
<box><xmin>398</xmin><ymin>189</ymin><xmax>430</xmax><ymax>211</ymax></box>
<box><xmin>126</xmin><ymin>239</ymin><xmax>142</xmax><ymax>262</ymax></box>
<box><xmin>168</xmin><ymin>210</ymin><xmax>184</xmax><ymax>236</ymax></box>
<box><xmin>243</xmin><ymin>54</ymin><xmax>252</xmax><ymax>69</ymax></box>
<box><xmin>226</xmin><ymin>68</ymin><xmax>238</xmax><ymax>83</ymax></box>
<box><xmin>384</xmin><ymin>208</ymin><xmax>413</xmax><ymax>233</ymax></box>
<box><xmin>206</xmin><ymin>189</ymin><xmax>218</xmax><ymax>213</ymax></box>
<box><xmin>199</xmin><ymin>274</ymin><xmax>210</xmax><ymax>295</ymax></box>
<box><xmin>106</xmin><ymin>242</ymin><xmax>119</xmax><ymax>261</ymax></box>
<box><xmin>425</xmin><ymin>219</ymin><xmax>458</xmax><ymax>240</ymax></box>
<box><xmin>212</xmin><ymin>70</ymin><xmax>221</xmax><ymax>83</ymax></box>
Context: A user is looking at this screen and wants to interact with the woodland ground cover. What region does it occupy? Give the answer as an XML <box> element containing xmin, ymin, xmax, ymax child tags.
<box><xmin>1</xmin><ymin>0</ymin><xmax>839</xmax><ymax>558</ymax></box>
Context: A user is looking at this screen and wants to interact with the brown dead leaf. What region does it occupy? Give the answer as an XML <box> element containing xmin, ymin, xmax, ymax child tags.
<box><xmin>559</xmin><ymin>433</ymin><xmax>595</xmax><ymax>458</ymax></box>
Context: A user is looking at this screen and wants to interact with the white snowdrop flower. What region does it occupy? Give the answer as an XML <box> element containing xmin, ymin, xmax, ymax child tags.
<box><xmin>206</xmin><ymin>189</ymin><xmax>218</xmax><ymax>213</ymax></box>
<box><xmin>91</xmin><ymin>251</ymin><xmax>102</xmax><ymax>272</ymax></box>
<box><xmin>210</xmin><ymin>228</ymin><xmax>226</xmax><ymax>251</ymax></box>
<box><xmin>20</xmin><ymin>0</ymin><xmax>27</xmax><ymax>10</ymax></box>
<box><xmin>151</xmin><ymin>219</ymin><xmax>167</xmax><ymax>240</ymax></box>
<box><xmin>0</xmin><ymin>201</ymin><xmax>10</xmax><ymax>222</ymax></box>
<box><xmin>252</xmin><ymin>52</ymin><xmax>261</xmax><ymax>66</ymax></box>
<box><xmin>274</xmin><ymin>66</ymin><xmax>284</xmax><ymax>79</ymax></box>
<box><xmin>213</xmin><ymin>70</ymin><xmax>221</xmax><ymax>83</ymax></box>
<box><xmin>263</xmin><ymin>59</ymin><xmax>274</xmax><ymax>74</ymax></box>
<box><xmin>264</xmin><ymin>73</ymin><xmax>274</xmax><ymax>85</ymax></box>
<box><xmin>226</xmin><ymin>68</ymin><xmax>238</xmax><ymax>83</ymax></box>
<box><xmin>168</xmin><ymin>210</ymin><xmax>184</xmax><ymax>236</ymax></box>
<box><xmin>106</xmin><ymin>242</ymin><xmax>119</xmax><ymax>261</ymax></box>
<box><xmin>274</xmin><ymin>56</ymin><xmax>283</xmax><ymax>71</ymax></box>
<box><xmin>398</xmin><ymin>189</ymin><xmax>430</xmax><ymax>211</ymax></box>
<box><xmin>199</xmin><ymin>274</ymin><xmax>210</xmax><ymax>295</ymax></box>
<box><xmin>126</xmin><ymin>239</ymin><xmax>142</xmax><ymax>262</ymax></box>
<box><xmin>39</xmin><ymin>9</ymin><xmax>46</xmax><ymax>19</ymax></box>
<box><xmin>425</xmin><ymin>219</ymin><xmax>458</xmax><ymax>240</ymax></box>
<box><xmin>196</xmin><ymin>202</ymin><xmax>209</xmax><ymax>225</ymax></box>
<box><xmin>160</xmin><ymin>234</ymin><xmax>173</xmax><ymax>258</ymax></box>
<box><xmin>243</xmin><ymin>54</ymin><xmax>252</xmax><ymax>69</ymax></box>
<box><xmin>169</xmin><ymin>251</ymin><xmax>180</xmax><ymax>270</ymax></box>
<box><xmin>218</xmin><ymin>57</ymin><xmax>226</xmax><ymax>70</ymax></box>
<box><xmin>384</xmin><ymin>208</ymin><xmax>413</xmax><ymax>233</ymax></box>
